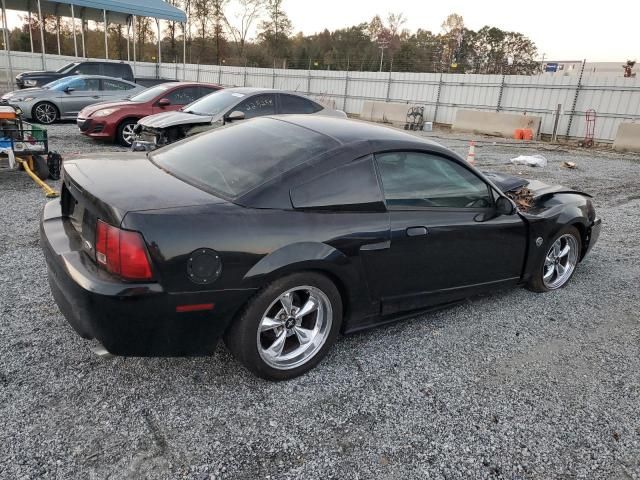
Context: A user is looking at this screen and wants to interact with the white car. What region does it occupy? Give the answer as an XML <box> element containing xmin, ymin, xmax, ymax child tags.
<box><xmin>132</xmin><ymin>87</ymin><xmax>347</xmax><ymax>151</ymax></box>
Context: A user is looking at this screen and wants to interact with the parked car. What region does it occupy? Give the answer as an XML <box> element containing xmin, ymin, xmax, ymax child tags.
<box><xmin>1</xmin><ymin>75</ymin><xmax>145</xmax><ymax>124</ymax></box>
<box><xmin>77</xmin><ymin>82</ymin><xmax>222</xmax><ymax>147</ymax></box>
<box><xmin>131</xmin><ymin>87</ymin><xmax>347</xmax><ymax>151</ymax></box>
<box><xmin>16</xmin><ymin>61</ymin><xmax>134</xmax><ymax>89</ymax></box>
<box><xmin>15</xmin><ymin>61</ymin><xmax>175</xmax><ymax>90</ymax></box>
<box><xmin>40</xmin><ymin>116</ymin><xmax>601</xmax><ymax>380</ymax></box>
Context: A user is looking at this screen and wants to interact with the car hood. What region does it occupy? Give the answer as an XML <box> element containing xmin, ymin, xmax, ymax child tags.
<box><xmin>81</xmin><ymin>99</ymin><xmax>135</xmax><ymax>116</ymax></box>
<box><xmin>1</xmin><ymin>87</ymin><xmax>51</xmax><ymax>100</ymax></box>
<box><xmin>137</xmin><ymin>111</ymin><xmax>214</xmax><ymax>129</ymax></box>
<box><xmin>18</xmin><ymin>70</ymin><xmax>55</xmax><ymax>78</ymax></box>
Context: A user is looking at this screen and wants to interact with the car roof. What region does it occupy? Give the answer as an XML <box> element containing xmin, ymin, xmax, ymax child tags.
<box><xmin>267</xmin><ymin>115</ymin><xmax>440</xmax><ymax>146</ymax></box>
<box><xmin>156</xmin><ymin>81</ymin><xmax>221</xmax><ymax>88</ymax></box>
<box><xmin>65</xmin><ymin>74</ymin><xmax>137</xmax><ymax>83</ymax></box>
<box><xmin>223</xmin><ymin>87</ymin><xmax>318</xmax><ymax>97</ymax></box>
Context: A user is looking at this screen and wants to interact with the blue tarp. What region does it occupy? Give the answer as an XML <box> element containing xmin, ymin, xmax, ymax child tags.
<box><xmin>4</xmin><ymin>0</ymin><xmax>186</xmax><ymax>23</ymax></box>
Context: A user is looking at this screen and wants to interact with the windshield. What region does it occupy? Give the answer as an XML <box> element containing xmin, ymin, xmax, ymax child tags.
<box><xmin>43</xmin><ymin>77</ymin><xmax>76</xmax><ymax>89</ymax></box>
<box><xmin>182</xmin><ymin>90</ymin><xmax>241</xmax><ymax>116</ymax></box>
<box><xmin>56</xmin><ymin>62</ymin><xmax>78</xmax><ymax>74</ymax></box>
<box><xmin>151</xmin><ymin>118</ymin><xmax>338</xmax><ymax>198</ymax></box>
<box><xmin>129</xmin><ymin>84</ymin><xmax>171</xmax><ymax>103</ymax></box>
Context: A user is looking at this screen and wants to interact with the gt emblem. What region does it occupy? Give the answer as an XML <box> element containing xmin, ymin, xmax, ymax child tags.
<box><xmin>535</xmin><ymin>237</ymin><xmax>543</xmax><ymax>247</ymax></box>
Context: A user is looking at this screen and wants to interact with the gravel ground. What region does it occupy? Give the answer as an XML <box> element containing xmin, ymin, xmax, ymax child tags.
<box><xmin>1</xmin><ymin>122</ymin><xmax>639</xmax><ymax>480</ymax></box>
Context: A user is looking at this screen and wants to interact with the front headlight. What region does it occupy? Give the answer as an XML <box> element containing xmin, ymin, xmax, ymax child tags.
<box><xmin>14</xmin><ymin>97</ymin><xmax>35</xmax><ymax>102</ymax></box>
<box><xmin>23</xmin><ymin>80</ymin><xmax>38</xmax><ymax>87</ymax></box>
<box><xmin>92</xmin><ymin>108</ymin><xmax>117</xmax><ymax>117</ymax></box>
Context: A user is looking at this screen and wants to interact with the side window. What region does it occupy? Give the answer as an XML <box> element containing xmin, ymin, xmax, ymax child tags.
<box><xmin>291</xmin><ymin>155</ymin><xmax>384</xmax><ymax>211</ymax></box>
<box><xmin>74</xmin><ymin>63</ymin><xmax>100</xmax><ymax>75</ymax></box>
<box><xmin>376</xmin><ymin>151</ymin><xmax>493</xmax><ymax>209</ymax></box>
<box><xmin>167</xmin><ymin>86</ymin><xmax>200</xmax><ymax>105</ymax></box>
<box><xmin>67</xmin><ymin>77</ymin><xmax>100</xmax><ymax>91</ymax></box>
<box><xmin>279</xmin><ymin>94</ymin><xmax>322</xmax><ymax>114</ymax></box>
<box><xmin>235</xmin><ymin>94</ymin><xmax>276</xmax><ymax>119</ymax></box>
<box><xmin>103</xmin><ymin>63</ymin><xmax>127</xmax><ymax>78</ymax></box>
<box><xmin>102</xmin><ymin>79</ymin><xmax>133</xmax><ymax>91</ymax></box>
<box><xmin>199</xmin><ymin>86</ymin><xmax>220</xmax><ymax>97</ymax></box>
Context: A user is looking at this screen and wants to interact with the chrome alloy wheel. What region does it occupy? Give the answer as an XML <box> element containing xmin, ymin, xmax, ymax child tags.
<box><xmin>121</xmin><ymin>123</ymin><xmax>136</xmax><ymax>146</ymax></box>
<box><xmin>34</xmin><ymin>103</ymin><xmax>57</xmax><ymax>124</ymax></box>
<box><xmin>543</xmin><ymin>234</ymin><xmax>579</xmax><ymax>289</ymax></box>
<box><xmin>257</xmin><ymin>286</ymin><xmax>333</xmax><ymax>370</ymax></box>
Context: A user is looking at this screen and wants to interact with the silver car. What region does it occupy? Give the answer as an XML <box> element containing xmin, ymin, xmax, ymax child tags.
<box><xmin>0</xmin><ymin>75</ymin><xmax>145</xmax><ymax>124</ymax></box>
<box><xmin>132</xmin><ymin>87</ymin><xmax>348</xmax><ymax>151</ymax></box>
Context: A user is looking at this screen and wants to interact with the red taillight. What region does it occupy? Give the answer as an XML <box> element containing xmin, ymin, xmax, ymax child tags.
<box><xmin>95</xmin><ymin>220</ymin><xmax>152</xmax><ymax>281</ymax></box>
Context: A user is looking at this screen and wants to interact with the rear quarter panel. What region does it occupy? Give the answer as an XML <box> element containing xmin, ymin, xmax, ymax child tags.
<box><xmin>122</xmin><ymin>203</ymin><xmax>390</xmax><ymax>324</ymax></box>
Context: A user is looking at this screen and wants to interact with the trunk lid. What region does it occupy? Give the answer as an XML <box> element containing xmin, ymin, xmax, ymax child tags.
<box><xmin>61</xmin><ymin>152</ymin><xmax>226</xmax><ymax>256</ymax></box>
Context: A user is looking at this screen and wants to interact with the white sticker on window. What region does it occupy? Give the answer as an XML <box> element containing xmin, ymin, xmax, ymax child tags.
<box><xmin>231</xmin><ymin>93</ymin><xmax>245</xmax><ymax>98</ymax></box>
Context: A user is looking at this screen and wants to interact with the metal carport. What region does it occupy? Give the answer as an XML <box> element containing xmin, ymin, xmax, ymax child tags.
<box><xmin>1</xmin><ymin>0</ymin><xmax>187</xmax><ymax>85</ymax></box>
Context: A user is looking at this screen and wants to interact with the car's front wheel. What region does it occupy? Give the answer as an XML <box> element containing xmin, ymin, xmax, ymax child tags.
<box><xmin>32</xmin><ymin>101</ymin><xmax>58</xmax><ymax>124</ymax></box>
<box><xmin>117</xmin><ymin>119</ymin><xmax>138</xmax><ymax>147</ymax></box>
<box><xmin>527</xmin><ymin>226</ymin><xmax>581</xmax><ymax>292</ymax></box>
<box><xmin>225</xmin><ymin>272</ymin><xmax>342</xmax><ymax>380</ymax></box>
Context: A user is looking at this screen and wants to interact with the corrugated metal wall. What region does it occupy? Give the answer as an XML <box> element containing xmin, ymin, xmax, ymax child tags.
<box><xmin>2</xmin><ymin>51</ymin><xmax>639</xmax><ymax>142</ymax></box>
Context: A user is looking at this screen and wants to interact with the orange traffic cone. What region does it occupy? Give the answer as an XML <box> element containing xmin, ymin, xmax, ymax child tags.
<box><xmin>466</xmin><ymin>141</ymin><xmax>476</xmax><ymax>165</ymax></box>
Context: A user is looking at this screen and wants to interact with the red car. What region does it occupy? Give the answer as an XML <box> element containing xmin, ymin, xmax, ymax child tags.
<box><xmin>77</xmin><ymin>82</ymin><xmax>222</xmax><ymax>146</ymax></box>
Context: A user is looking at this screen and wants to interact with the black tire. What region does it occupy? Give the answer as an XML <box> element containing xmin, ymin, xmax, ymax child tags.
<box><xmin>32</xmin><ymin>101</ymin><xmax>59</xmax><ymax>124</ymax></box>
<box><xmin>117</xmin><ymin>119</ymin><xmax>138</xmax><ymax>147</ymax></box>
<box><xmin>32</xmin><ymin>155</ymin><xmax>49</xmax><ymax>180</ymax></box>
<box><xmin>526</xmin><ymin>226</ymin><xmax>581</xmax><ymax>293</ymax></box>
<box><xmin>224</xmin><ymin>271</ymin><xmax>343</xmax><ymax>380</ymax></box>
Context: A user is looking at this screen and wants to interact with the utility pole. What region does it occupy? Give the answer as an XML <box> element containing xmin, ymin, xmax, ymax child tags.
<box><xmin>378</xmin><ymin>39</ymin><xmax>389</xmax><ymax>72</ymax></box>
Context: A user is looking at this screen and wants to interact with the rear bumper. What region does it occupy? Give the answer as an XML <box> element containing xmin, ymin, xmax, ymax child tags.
<box><xmin>40</xmin><ymin>200</ymin><xmax>254</xmax><ymax>356</ymax></box>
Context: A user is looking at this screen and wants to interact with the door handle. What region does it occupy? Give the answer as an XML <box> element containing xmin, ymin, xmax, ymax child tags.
<box><xmin>92</xmin><ymin>95</ymin><xmax>100</xmax><ymax>99</ymax></box>
<box><xmin>406</xmin><ymin>226</ymin><xmax>428</xmax><ymax>237</ymax></box>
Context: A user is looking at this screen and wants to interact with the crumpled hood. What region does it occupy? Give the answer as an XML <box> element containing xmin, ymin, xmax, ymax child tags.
<box><xmin>483</xmin><ymin>171</ymin><xmax>591</xmax><ymax>199</ymax></box>
<box><xmin>137</xmin><ymin>110</ymin><xmax>214</xmax><ymax>129</ymax></box>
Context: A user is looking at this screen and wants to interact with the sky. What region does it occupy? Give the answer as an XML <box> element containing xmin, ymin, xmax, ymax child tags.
<box><xmin>5</xmin><ymin>0</ymin><xmax>639</xmax><ymax>62</ymax></box>
<box><xmin>281</xmin><ymin>0</ymin><xmax>638</xmax><ymax>62</ymax></box>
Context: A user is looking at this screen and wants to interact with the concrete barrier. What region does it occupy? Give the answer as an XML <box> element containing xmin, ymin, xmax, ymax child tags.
<box><xmin>452</xmin><ymin>110</ymin><xmax>542</xmax><ymax>138</ymax></box>
<box><xmin>361</xmin><ymin>101</ymin><xmax>416</xmax><ymax>126</ymax></box>
<box><xmin>613</xmin><ymin>123</ymin><xmax>640</xmax><ymax>152</ymax></box>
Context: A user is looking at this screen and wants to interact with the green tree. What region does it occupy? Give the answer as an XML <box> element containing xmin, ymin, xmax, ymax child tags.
<box><xmin>257</xmin><ymin>0</ymin><xmax>293</xmax><ymax>61</ymax></box>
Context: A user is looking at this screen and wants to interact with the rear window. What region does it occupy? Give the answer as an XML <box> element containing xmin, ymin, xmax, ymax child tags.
<box><xmin>151</xmin><ymin>118</ymin><xmax>338</xmax><ymax>198</ymax></box>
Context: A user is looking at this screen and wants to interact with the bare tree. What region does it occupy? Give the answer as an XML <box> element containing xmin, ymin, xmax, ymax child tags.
<box><xmin>211</xmin><ymin>0</ymin><xmax>229</xmax><ymax>63</ymax></box>
<box><xmin>192</xmin><ymin>0</ymin><xmax>212</xmax><ymax>62</ymax></box>
<box><xmin>224</xmin><ymin>0</ymin><xmax>264</xmax><ymax>58</ymax></box>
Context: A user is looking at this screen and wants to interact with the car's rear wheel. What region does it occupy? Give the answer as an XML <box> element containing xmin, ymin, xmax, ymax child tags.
<box><xmin>527</xmin><ymin>226</ymin><xmax>581</xmax><ymax>292</ymax></box>
<box><xmin>117</xmin><ymin>119</ymin><xmax>137</xmax><ymax>147</ymax></box>
<box><xmin>224</xmin><ymin>272</ymin><xmax>342</xmax><ymax>380</ymax></box>
<box><xmin>32</xmin><ymin>102</ymin><xmax>58</xmax><ymax>124</ymax></box>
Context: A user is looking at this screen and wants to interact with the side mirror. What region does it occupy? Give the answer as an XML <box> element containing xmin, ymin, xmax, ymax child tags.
<box><xmin>496</xmin><ymin>196</ymin><xmax>516</xmax><ymax>216</ymax></box>
<box><xmin>64</xmin><ymin>86</ymin><xmax>75</xmax><ymax>93</ymax></box>
<box><xmin>226</xmin><ymin>110</ymin><xmax>245</xmax><ymax>122</ymax></box>
<box><xmin>157</xmin><ymin>98</ymin><xmax>171</xmax><ymax>107</ymax></box>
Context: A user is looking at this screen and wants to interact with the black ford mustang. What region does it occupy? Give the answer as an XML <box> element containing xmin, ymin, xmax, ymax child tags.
<box><xmin>41</xmin><ymin>116</ymin><xmax>601</xmax><ymax>380</ymax></box>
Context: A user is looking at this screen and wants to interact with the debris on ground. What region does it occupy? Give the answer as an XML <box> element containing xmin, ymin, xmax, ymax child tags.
<box><xmin>510</xmin><ymin>154</ymin><xmax>548</xmax><ymax>167</ymax></box>
<box><xmin>562</xmin><ymin>161</ymin><xmax>577</xmax><ymax>169</ymax></box>
<box><xmin>505</xmin><ymin>187</ymin><xmax>534</xmax><ymax>211</ymax></box>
